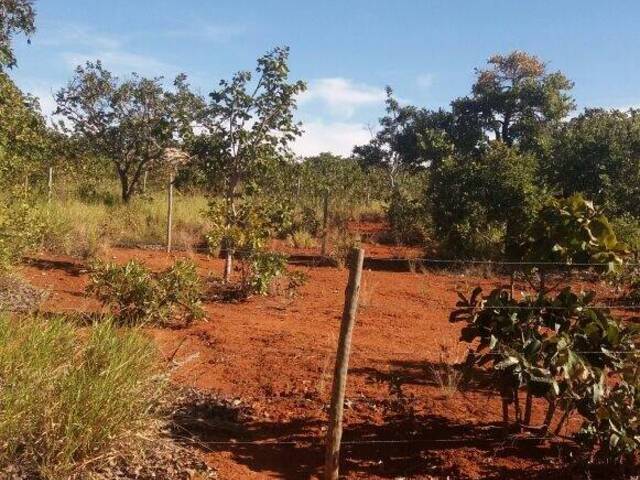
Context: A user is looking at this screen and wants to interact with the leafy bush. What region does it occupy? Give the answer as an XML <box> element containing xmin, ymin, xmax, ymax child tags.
<box><xmin>88</xmin><ymin>259</ymin><xmax>204</xmax><ymax>326</ymax></box>
<box><xmin>0</xmin><ymin>197</ymin><xmax>46</xmax><ymax>270</ymax></box>
<box><xmin>451</xmin><ymin>285</ymin><xmax>640</xmax><ymax>463</ymax></box>
<box><xmin>523</xmin><ymin>194</ymin><xmax>627</xmax><ymax>271</ymax></box>
<box><xmin>430</xmin><ymin>143</ymin><xmax>542</xmax><ymax>259</ymax></box>
<box><xmin>436</xmin><ymin>218</ymin><xmax>506</xmax><ymax>260</ymax></box>
<box><xmin>206</xmin><ymin>195</ymin><xmax>291</xmax><ymax>256</ymax></box>
<box><xmin>245</xmin><ymin>251</ymin><xmax>288</xmax><ymax>295</ymax></box>
<box><xmin>612</xmin><ymin>213</ymin><xmax>640</xmax><ymax>260</ymax></box>
<box><xmin>576</xmin><ymin>381</ymin><xmax>640</xmax><ymax>465</ymax></box>
<box><xmin>386</xmin><ymin>189</ymin><xmax>429</xmax><ymax>245</ymax></box>
<box><xmin>207</xmin><ymin>251</ymin><xmax>303</xmax><ymax>301</ymax></box>
<box><xmin>330</xmin><ymin>231</ymin><xmax>361</xmax><ymax>268</ymax></box>
<box><xmin>0</xmin><ymin>315</ymin><xmax>163</xmax><ymax>478</ymax></box>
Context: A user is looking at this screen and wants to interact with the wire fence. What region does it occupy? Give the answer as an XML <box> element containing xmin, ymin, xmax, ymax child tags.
<box><xmin>127</xmin><ymin>242</ymin><xmax>640</xmax><ymax>268</ymax></box>
<box><xmin>28</xmin><ymin>247</ymin><xmax>640</xmax><ymax>471</ymax></box>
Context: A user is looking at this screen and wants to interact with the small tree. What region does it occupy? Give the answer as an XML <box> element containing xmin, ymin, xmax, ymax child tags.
<box><xmin>193</xmin><ymin>46</ymin><xmax>306</xmax><ymax>280</ymax></box>
<box><xmin>55</xmin><ymin>62</ymin><xmax>199</xmax><ymax>203</ymax></box>
<box><xmin>353</xmin><ymin>87</ymin><xmax>427</xmax><ymax>189</ymax></box>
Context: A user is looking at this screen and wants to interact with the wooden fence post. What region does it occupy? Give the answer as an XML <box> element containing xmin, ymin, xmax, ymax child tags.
<box><xmin>321</xmin><ymin>190</ymin><xmax>330</xmax><ymax>257</ymax></box>
<box><xmin>324</xmin><ymin>248</ymin><xmax>365</xmax><ymax>480</ymax></box>
<box><xmin>47</xmin><ymin>166</ymin><xmax>53</xmax><ymax>204</ymax></box>
<box><xmin>166</xmin><ymin>172</ymin><xmax>174</xmax><ymax>253</ymax></box>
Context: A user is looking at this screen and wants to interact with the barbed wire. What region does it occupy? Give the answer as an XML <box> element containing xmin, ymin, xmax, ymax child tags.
<box><xmin>117</xmin><ymin>243</ymin><xmax>640</xmax><ymax>268</ymax></box>
<box><xmin>177</xmin><ymin>434</ymin><xmax>567</xmax><ymax>447</ymax></box>
<box><xmin>448</xmin><ymin>304</ymin><xmax>640</xmax><ymax>310</ymax></box>
<box><xmin>360</xmin><ymin>257</ymin><xmax>640</xmax><ymax>267</ymax></box>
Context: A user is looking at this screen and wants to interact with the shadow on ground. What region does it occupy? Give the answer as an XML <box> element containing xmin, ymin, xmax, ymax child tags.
<box><xmin>169</xmin><ymin>388</ymin><xmax>581</xmax><ymax>480</ymax></box>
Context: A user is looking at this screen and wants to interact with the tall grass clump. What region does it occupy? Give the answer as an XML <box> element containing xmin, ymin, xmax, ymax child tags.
<box><xmin>0</xmin><ymin>315</ymin><xmax>164</xmax><ymax>478</ymax></box>
<box><xmin>38</xmin><ymin>192</ymin><xmax>211</xmax><ymax>257</ymax></box>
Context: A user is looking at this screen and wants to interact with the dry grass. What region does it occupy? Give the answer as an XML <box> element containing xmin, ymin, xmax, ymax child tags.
<box><xmin>287</xmin><ymin>229</ymin><xmax>318</xmax><ymax>249</ymax></box>
<box><xmin>37</xmin><ymin>193</ymin><xmax>210</xmax><ymax>258</ymax></box>
<box><xmin>0</xmin><ymin>315</ymin><xmax>165</xmax><ymax>479</ymax></box>
<box><xmin>428</xmin><ymin>342</ymin><xmax>466</xmax><ymax>398</ymax></box>
<box><xmin>359</xmin><ymin>276</ymin><xmax>378</xmax><ymax>309</ymax></box>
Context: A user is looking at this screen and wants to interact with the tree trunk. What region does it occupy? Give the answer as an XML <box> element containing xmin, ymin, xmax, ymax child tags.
<box><xmin>119</xmin><ymin>171</ymin><xmax>131</xmax><ymax>203</ymax></box>
<box><xmin>223</xmin><ymin>248</ymin><xmax>233</xmax><ymax>283</ymax></box>
<box><xmin>166</xmin><ymin>172</ymin><xmax>174</xmax><ymax>253</ymax></box>
<box><xmin>47</xmin><ymin>166</ymin><xmax>53</xmax><ymax>204</ymax></box>
<box><xmin>321</xmin><ymin>191</ymin><xmax>330</xmax><ymax>257</ymax></box>
<box><xmin>541</xmin><ymin>399</ymin><xmax>556</xmax><ymax>434</ymax></box>
<box><xmin>505</xmin><ymin>219</ymin><xmax>519</xmax><ymax>261</ymax></box>
<box><xmin>523</xmin><ymin>392</ymin><xmax>532</xmax><ymax>425</ymax></box>
<box><xmin>223</xmin><ymin>180</ymin><xmax>239</xmax><ymax>283</ymax></box>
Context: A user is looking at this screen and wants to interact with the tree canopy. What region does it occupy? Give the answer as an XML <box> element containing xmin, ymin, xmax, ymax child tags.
<box><xmin>0</xmin><ymin>72</ymin><xmax>47</xmax><ymax>183</ymax></box>
<box><xmin>0</xmin><ymin>0</ymin><xmax>35</xmax><ymax>70</ymax></box>
<box><xmin>453</xmin><ymin>51</ymin><xmax>575</xmax><ymax>152</ymax></box>
<box><xmin>193</xmin><ymin>46</ymin><xmax>306</xmax><ymax>202</ymax></box>
<box><xmin>55</xmin><ymin>61</ymin><xmax>199</xmax><ymax>202</ymax></box>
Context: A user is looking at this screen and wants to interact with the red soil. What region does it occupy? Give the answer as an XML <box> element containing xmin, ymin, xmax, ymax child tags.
<box><xmin>20</xmin><ymin>245</ymin><xmax>613</xmax><ymax>479</ymax></box>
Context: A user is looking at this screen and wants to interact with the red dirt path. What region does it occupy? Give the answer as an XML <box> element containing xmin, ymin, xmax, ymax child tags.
<box><xmin>20</xmin><ymin>246</ymin><xmax>603</xmax><ymax>479</ymax></box>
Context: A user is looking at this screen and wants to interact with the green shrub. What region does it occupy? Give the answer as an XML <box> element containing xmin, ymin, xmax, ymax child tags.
<box><xmin>523</xmin><ymin>194</ymin><xmax>627</xmax><ymax>272</ymax></box>
<box><xmin>451</xmin><ymin>285</ymin><xmax>640</xmax><ymax>464</ymax></box>
<box><xmin>297</xmin><ymin>206</ymin><xmax>321</xmax><ymax>236</ymax></box>
<box><xmin>386</xmin><ymin>189</ymin><xmax>429</xmax><ymax>245</ymax></box>
<box><xmin>87</xmin><ymin>259</ymin><xmax>204</xmax><ymax>326</ymax></box>
<box><xmin>0</xmin><ymin>197</ymin><xmax>47</xmax><ymax>270</ymax></box>
<box><xmin>330</xmin><ymin>231</ymin><xmax>361</xmax><ymax>268</ymax></box>
<box><xmin>0</xmin><ymin>315</ymin><xmax>164</xmax><ymax>478</ymax></box>
<box><xmin>208</xmin><ymin>251</ymin><xmax>301</xmax><ymax>301</ymax></box>
<box><xmin>437</xmin><ymin>218</ymin><xmax>505</xmax><ymax>260</ymax></box>
<box><xmin>246</xmin><ymin>251</ymin><xmax>288</xmax><ymax>295</ymax></box>
<box><xmin>612</xmin><ymin>213</ymin><xmax>640</xmax><ymax>259</ymax></box>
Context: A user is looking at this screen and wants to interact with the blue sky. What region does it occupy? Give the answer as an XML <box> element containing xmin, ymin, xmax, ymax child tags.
<box><xmin>8</xmin><ymin>0</ymin><xmax>640</xmax><ymax>156</ymax></box>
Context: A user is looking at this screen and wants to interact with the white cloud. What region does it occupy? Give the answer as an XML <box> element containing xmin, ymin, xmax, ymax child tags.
<box><xmin>32</xmin><ymin>88</ymin><xmax>58</xmax><ymax>118</ymax></box>
<box><xmin>293</xmin><ymin>121</ymin><xmax>373</xmax><ymax>157</ymax></box>
<box><xmin>39</xmin><ymin>23</ymin><xmax>122</xmax><ymax>50</ymax></box>
<box><xmin>166</xmin><ymin>23</ymin><xmax>246</xmax><ymax>43</ymax></box>
<box><xmin>416</xmin><ymin>73</ymin><xmax>434</xmax><ymax>89</ymax></box>
<box><xmin>14</xmin><ymin>79</ymin><xmax>60</xmax><ymax>121</ymax></box>
<box><xmin>299</xmin><ymin>78</ymin><xmax>386</xmax><ymax>118</ymax></box>
<box><xmin>38</xmin><ymin>22</ymin><xmax>177</xmax><ymax>77</ymax></box>
<box><xmin>62</xmin><ymin>50</ymin><xmax>176</xmax><ymax>77</ymax></box>
<box><xmin>608</xmin><ymin>103</ymin><xmax>640</xmax><ymax>111</ymax></box>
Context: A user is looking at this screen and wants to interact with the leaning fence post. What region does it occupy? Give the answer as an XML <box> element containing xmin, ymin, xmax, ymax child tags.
<box><xmin>321</xmin><ymin>190</ymin><xmax>330</xmax><ymax>257</ymax></box>
<box><xmin>324</xmin><ymin>247</ymin><xmax>365</xmax><ymax>480</ymax></box>
<box><xmin>47</xmin><ymin>166</ymin><xmax>53</xmax><ymax>204</ymax></box>
<box><xmin>166</xmin><ymin>171</ymin><xmax>174</xmax><ymax>253</ymax></box>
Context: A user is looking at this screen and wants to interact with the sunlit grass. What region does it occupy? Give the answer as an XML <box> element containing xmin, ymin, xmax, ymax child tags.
<box><xmin>0</xmin><ymin>315</ymin><xmax>165</xmax><ymax>478</ymax></box>
<box><xmin>37</xmin><ymin>192</ymin><xmax>211</xmax><ymax>257</ymax></box>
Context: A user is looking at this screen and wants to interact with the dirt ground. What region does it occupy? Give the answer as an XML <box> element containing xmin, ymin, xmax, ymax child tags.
<box><xmin>20</xmin><ymin>240</ymin><xmax>613</xmax><ymax>480</ymax></box>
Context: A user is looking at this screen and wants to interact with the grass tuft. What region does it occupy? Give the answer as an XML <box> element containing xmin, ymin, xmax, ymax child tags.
<box><xmin>0</xmin><ymin>315</ymin><xmax>164</xmax><ymax>478</ymax></box>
